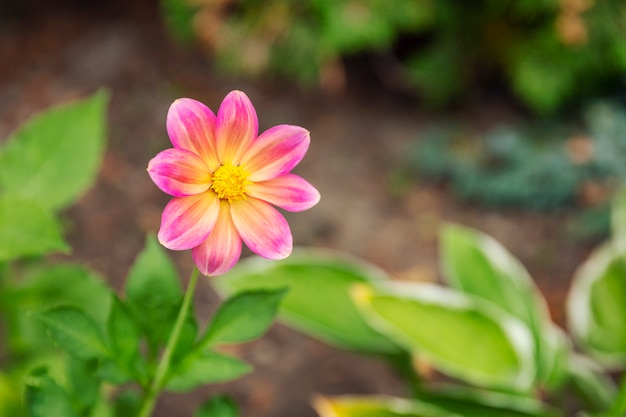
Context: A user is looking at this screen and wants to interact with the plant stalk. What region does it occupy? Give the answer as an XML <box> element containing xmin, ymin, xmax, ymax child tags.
<box><xmin>609</xmin><ymin>374</ymin><xmax>626</xmax><ymax>417</ymax></box>
<box><xmin>138</xmin><ymin>267</ymin><xmax>200</xmax><ymax>417</ymax></box>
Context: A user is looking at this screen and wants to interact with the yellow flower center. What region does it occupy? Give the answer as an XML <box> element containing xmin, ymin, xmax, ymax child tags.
<box><xmin>211</xmin><ymin>164</ymin><xmax>250</xmax><ymax>201</ymax></box>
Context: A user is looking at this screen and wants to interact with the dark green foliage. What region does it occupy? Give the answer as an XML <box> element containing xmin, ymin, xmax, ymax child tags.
<box><xmin>161</xmin><ymin>0</ymin><xmax>626</xmax><ymax>113</ymax></box>
<box><xmin>194</xmin><ymin>395</ymin><xmax>238</xmax><ymax>417</ymax></box>
<box><xmin>411</xmin><ymin>102</ymin><xmax>626</xmax><ymax>211</ymax></box>
<box><xmin>160</xmin><ymin>0</ymin><xmax>200</xmax><ymax>42</ymax></box>
<box><xmin>21</xmin><ymin>237</ymin><xmax>285</xmax><ymax>416</ymax></box>
<box><xmin>160</xmin><ymin>0</ymin><xmax>433</xmax><ymax>87</ymax></box>
<box><xmin>124</xmin><ymin>235</ymin><xmax>182</xmax><ymax>352</ymax></box>
<box><xmin>25</xmin><ymin>367</ymin><xmax>79</xmax><ymax>417</ymax></box>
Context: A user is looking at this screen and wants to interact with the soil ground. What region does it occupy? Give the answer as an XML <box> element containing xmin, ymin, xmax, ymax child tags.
<box><xmin>0</xmin><ymin>2</ymin><xmax>601</xmax><ymax>416</ymax></box>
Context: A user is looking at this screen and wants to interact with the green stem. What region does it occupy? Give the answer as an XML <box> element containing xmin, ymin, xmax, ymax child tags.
<box><xmin>609</xmin><ymin>374</ymin><xmax>626</xmax><ymax>417</ymax></box>
<box><xmin>138</xmin><ymin>267</ymin><xmax>200</xmax><ymax>417</ymax></box>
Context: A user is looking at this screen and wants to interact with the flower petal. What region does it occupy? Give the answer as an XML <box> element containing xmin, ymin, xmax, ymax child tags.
<box><xmin>246</xmin><ymin>174</ymin><xmax>320</xmax><ymax>212</ymax></box>
<box><xmin>158</xmin><ymin>192</ymin><xmax>220</xmax><ymax>250</ymax></box>
<box><xmin>147</xmin><ymin>148</ymin><xmax>212</xmax><ymax>197</ymax></box>
<box><xmin>216</xmin><ymin>90</ymin><xmax>258</xmax><ymax>165</ymax></box>
<box><xmin>240</xmin><ymin>125</ymin><xmax>310</xmax><ymax>182</ymax></box>
<box><xmin>192</xmin><ymin>201</ymin><xmax>242</xmax><ymax>276</ymax></box>
<box><xmin>167</xmin><ymin>98</ymin><xmax>220</xmax><ymax>171</ymax></box>
<box><xmin>230</xmin><ymin>197</ymin><xmax>292</xmax><ymax>259</ymax></box>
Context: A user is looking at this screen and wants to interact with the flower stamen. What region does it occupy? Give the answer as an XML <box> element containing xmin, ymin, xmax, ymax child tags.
<box><xmin>211</xmin><ymin>164</ymin><xmax>251</xmax><ymax>201</ymax></box>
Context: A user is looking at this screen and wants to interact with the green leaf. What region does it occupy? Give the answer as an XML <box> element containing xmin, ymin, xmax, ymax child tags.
<box><xmin>20</xmin><ymin>264</ymin><xmax>112</xmax><ymax>324</ymax></box>
<box><xmin>24</xmin><ymin>367</ymin><xmax>79</xmax><ymax>417</ymax></box>
<box><xmin>353</xmin><ymin>283</ymin><xmax>535</xmax><ymax>391</ymax></box>
<box><xmin>0</xmin><ymin>196</ymin><xmax>68</xmax><ymax>261</ymax></box>
<box><xmin>0</xmin><ymin>90</ymin><xmax>108</xmax><ymax>210</ymax></box>
<box><xmin>7</xmin><ymin>264</ymin><xmax>111</xmax><ymax>358</ymax></box>
<box><xmin>165</xmin><ymin>350</ymin><xmax>251</xmax><ymax>392</ymax></box>
<box><xmin>160</xmin><ymin>0</ymin><xmax>200</xmax><ymax>42</ymax></box>
<box><xmin>65</xmin><ymin>358</ymin><xmax>100</xmax><ymax>415</ymax></box>
<box><xmin>568</xmin><ymin>242</ymin><xmax>626</xmax><ymax>367</ymax></box>
<box><xmin>509</xmin><ymin>36</ymin><xmax>574</xmax><ymax>115</ymax></box>
<box><xmin>440</xmin><ymin>224</ymin><xmax>559</xmax><ymax>386</ymax></box>
<box><xmin>194</xmin><ymin>395</ymin><xmax>238</xmax><ymax>417</ymax></box>
<box><xmin>414</xmin><ymin>385</ymin><xmax>561</xmax><ymax>417</ymax></box>
<box><xmin>200</xmin><ymin>288</ymin><xmax>286</xmax><ymax>347</ymax></box>
<box><xmin>567</xmin><ymin>354</ymin><xmax>615</xmax><ymax>412</ymax></box>
<box><xmin>124</xmin><ymin>235</ymin><xmax>182</xmax><ymax>350</ymax></box>
<box><xmin>611</xmin><ymin>188</ymin><xmax>626</xmax><ymax>256</ymax></box>
<box><xmin>106</xmin><ymin>296</ymin><xmax>146</xmax><ymax>383</ymax></box>
<box><xmin>37</xmin><ymin>306</ymin><xmax>109</xmax><ymax>360</ymax></box>
<box><xmin>313</xmin><ymin>392</ymin><xmax>560</xmax><ymax>417</ymax></box>
<box><xmin>214</xmin><ymin>249</ymin><xmax>400</xmax><ymax>354</ymax></box>
<box><xmin>112</xmin><ymin>390</ymin><xmax>141</xmax><ymax>417</ymax></box>
<box><xmin>312</xmin><ymin>395</ymin><xmax>459</xmax><ymax>417</ymax></box>
<box><xmin>95</xmin><ymin>359</ymin><xmax>132</xmax><ymax>385</ymax></box>
<box><xmin>440</xmin><ymin>224</ymin><xmax>548</xmax><ymax>328</ymax></box>
<box><xmin>537</xmin><ymin>326</ymin><xmax>570</xmax><ymax>390</ymax></box>
<box><xmin>107</xmin><ymin>296</ymin><xmax>141</xmax><ymax>361</ymax></box>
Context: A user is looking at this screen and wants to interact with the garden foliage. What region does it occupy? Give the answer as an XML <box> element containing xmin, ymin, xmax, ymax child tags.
<box><xmin>412</xmin><ymin>102</ymin><xmax>626</xmax><ymax>212</ymax></box>
<box><xmin>0</xmin><ymin>94</ymin><xmax>284</xmax><ymax>417</ymax></box>
<box><xmin>160</xmin><ymin>0</ymin><xmax>626</xmax><ymax>114</ymax></box>
<box><xmin>216</xmin><ymin>191</ymin><xmax>626</xmax><ymax>416</ymax></box>
<box><xmin>3</xmin><ymin>91</ymin><xmax>626</xmax><ymax>417</ymax></box>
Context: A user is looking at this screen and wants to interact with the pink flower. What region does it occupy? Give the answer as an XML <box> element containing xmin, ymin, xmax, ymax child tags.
<box><xmin>147</xmin><ymin>91</ymin><xmax>320</xmax><ymax>276</ymax></box>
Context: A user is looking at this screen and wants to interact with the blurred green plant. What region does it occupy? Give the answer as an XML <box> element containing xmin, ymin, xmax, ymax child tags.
<box><xmin>0</xmin><ymin>94</ymin><xmax>285</xmax><ymax>417</ymax></box>
<box><xmin>161</xmin><ymin>0</ymin><xmax>432</xmax><ymax>90</ymax></box>
<box><xmin>0</xmin><ymin>91</ymin><xmax>109</xmax><ymax>416</ymax></box>
<box><xmin>160</xmin><ymin>0</ymin><xmax>626</xmax><ymax>114</ymax></box>
<box><xmin>215</xmin><ymin>189</ymin><xmax>626</xmax><ymax>417</ymax></box>
<box><xmin>410</xmin><ymin>101</ymin><xmax>626</xmax><ymax>215</ymax></box>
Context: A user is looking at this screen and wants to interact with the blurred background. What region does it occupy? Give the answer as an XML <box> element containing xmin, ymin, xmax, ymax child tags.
<box><xmin>1</xmin><ymin>0</ymin><xmax>625</xmax><ymax>415</ymax></box>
